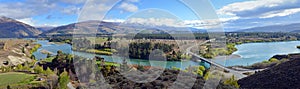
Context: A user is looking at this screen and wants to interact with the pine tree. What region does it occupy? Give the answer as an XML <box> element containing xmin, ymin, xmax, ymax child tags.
<box><xmin>47</xmin><ymin>53</ymin><xmax>52</xmax><ymax>58</ymax></box>
<box><xmin>59</xmin><ymin>69</ymin><xmax>69</xmax><ymax>89</ymax></box>
<box><xmin>22</xmin><ymin>47</ymin><xmax>25</xmax><ymax>53</ymax></box>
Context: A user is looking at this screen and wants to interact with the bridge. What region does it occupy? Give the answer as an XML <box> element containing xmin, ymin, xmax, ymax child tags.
<box><xmin>186</xmin><ymin>40</ymin><xmax>264</xmax><ymax>79</ymax></box>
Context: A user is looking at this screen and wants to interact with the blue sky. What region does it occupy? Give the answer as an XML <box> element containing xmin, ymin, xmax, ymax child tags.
<box><xmin>1</xmin><ymin>0</ymin><xmax>300</xmax><ymax>31</ymax></box>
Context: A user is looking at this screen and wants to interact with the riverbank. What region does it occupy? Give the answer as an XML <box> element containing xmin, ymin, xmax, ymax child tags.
<box><xmin>36</xmin><ymin>39</ymin><xmax>300</xmax><ymax>68</ymax></box>
<box><xmin>213</xmin><ymin>54</ymin><xmax>242</xmax><ymax>60</ymax></box>
<box><xmin>32</xmin><ymin>40</ymin><xmax>204</xmax><ymax>70</ymax></box>
<box><xmin>73</xmin><ymin>48</ymin><xmax>114</xmax><ymax>55</ymax></box>
<box><xmin>0</xmin><ymin>39</ymin><xmax>40</xmax><ymax>67</ymax></box>
<box><xmin>238</xmin><ymin>56</ymin><xmax>300</xmax><ymax>89</ymax></box>
<box><xmin>213</xmin><ymin>39</ymin><xmax>300</xmax><ymax>59</ymax></box>
<box><xmin>213</xmin><ymin>40</ymin><xmax>300</xmax><ymax>67</ymax></box>
<box><xmin>229</xmin><ymin>53</ymin><xmax>300</xmax><ymax>70</ymax></box>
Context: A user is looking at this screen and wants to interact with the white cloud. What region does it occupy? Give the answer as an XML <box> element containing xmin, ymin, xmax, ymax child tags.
<box><xmin>215</xmin><ymin>0</ymin><xmax>300</xmax><ymax>31</ymax></box>
<box><xmin>17</xmin><ymin>18</ymin><xmax>36</xmax><ymax>26</ymax></box>
<box><xmin>261</xmin><ymin>8</ymin><xmax>300</xmax><ymax>18</ymax></box>
<box><xmin>103</xmin><ymin>19</ymin><xmax>125</xmax><ymax>23</ymax></box>
<box><xmin>125</xmin><ymin>18</ymin><xmax>184</xmax><ymax>27</ymax></box>
<box><xmin>118</xmin><ymin>3</ymin><xmax>138</xmax><ymax>12</ymax></box>
<box><xmin>0</xmin><ymin>4</ymin><xmax>31</xmax><ymax>19</ymax></box>
<box><xmin>0</xmin><ymin>0</ymin><xmax>90</xmax><ymax>20</ymax></box>
<box><xmin>62</xmin><ymin>6</ymin><xmax>81</xmax><ymax>15</ymax></box>
<box><xmin>58</xmin><ymin>0</ymin><xmax>87</xmax><ymax>4</ymax></box>
<box><xmin>0</xmin><ymin>0</ymin><xmax>58</xmax><ymax>19</ymax></box>
<box><xmin>17</xmin><ymin>18</ymin><xmax>62</xmax><ymax>27</ymax></box>
<box><xmin>219</xmin><ymin>16</ymin><xmax>240</xmax><ymax>22</ymax></box>
<box><xmin>78</xmin><ymin>0</ymin><xmax>117</xmax><ymax>21</ymax></box>
<box><xmin>123</xmin><ymin>18</ymin><xmax>225</xmax><ymax>29</ymax></box>
<box><xmin>218</xmin><ymin>0</ymin><xmax>300</xmax><ymax>18</ymax></box>
<box><xmin>125</xmin><ymin>0</ymin><xmax>140</xmax><ymax>3</ymax></box>
<box><xmin>38</xmin><ymin>23</ymin><xmax>62</xmax><ymax>27</ymax></box>
<box><xmin>184</xmin><ymin>19</ymin><xmax>223</xmax><ymax>29</ymax></box>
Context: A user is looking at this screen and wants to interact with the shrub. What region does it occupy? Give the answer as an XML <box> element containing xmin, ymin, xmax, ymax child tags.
<box><xmin>198</xmin><ymin>66</ymin><xmax>206</xmax><ymax>71</ymax></box>
<box><xmin>59</xmin><ymin>70</ymin><xmax>69</xmax><ymax>89</ymax></box>
<box><xmin>297</xmin><ymin>46</ymin><xmax>300</xmax><ymax>49</ymax></box>
<box><xmin>224</xmin><ymin>75</ymin><xmax>240</xmax><ymax>88</ymax></box>
<box><xmin>269</xmin><ymin>58</ymin><xmax>279</xmax><ymax>62</ymax></box>
<box><xmin>43</xmin><ymin>67</ymin><xmax>55</xmax><ymax>75</ymax></box>
<box><xmin>203</xmin><ymin>71</ymin><xmax>210</xmax><ymax>80</ymax></box>
<box><xmin>33</xmin><ymin>65</ymin><xmax>44</xmax><ymax>74</ymax></box>
<box><xmin>197</xmin><ymin>70</ymin><xmax>203</xmax><ymax>76</ymax></box>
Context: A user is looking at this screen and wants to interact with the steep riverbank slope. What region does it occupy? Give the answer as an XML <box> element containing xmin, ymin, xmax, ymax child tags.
<box><xmin>238</xmin><ymin>58</ymin><xmax>300</xmax><ymax>89</ymax></box>
<box><xmin>0</xmin><ymin>39</ymin><xmax>39</xmax><ymax>67</ymax></box>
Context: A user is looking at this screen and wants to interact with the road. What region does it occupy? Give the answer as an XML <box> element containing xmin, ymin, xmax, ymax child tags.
<box><xmin>186</xmin><ymin>39</ymin><xmax>265</xmax><ymax>79</ymax></box>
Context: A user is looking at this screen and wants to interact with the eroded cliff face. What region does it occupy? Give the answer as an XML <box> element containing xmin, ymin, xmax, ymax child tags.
<box><xmin>0</xmin><ymin>39</ymin><xmax>38</xmax><ymax>67</ymax></box>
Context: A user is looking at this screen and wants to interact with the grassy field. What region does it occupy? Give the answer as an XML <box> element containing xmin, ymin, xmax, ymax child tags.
<box><xmin>0</xmin><ymin>72</ymin><xmax>35</xmax><ymax>87</ymax></box>
<box><xmin>96</xmin><ymin>61</ymin><xmax>120</xmax><ymax>66</ymax></box>
<box><xmin>86</xmin><ymin>37</ymin><xmax>108</xmax><ymax>44</ymax></box>
<box><xmin>86</xmin><ymin>49</ymin><xmax>113</xmax><ymax>55</ymax></box>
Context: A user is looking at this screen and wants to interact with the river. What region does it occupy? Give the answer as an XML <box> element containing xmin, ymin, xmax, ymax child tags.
<box><xmin>214</xmin><ymin>41</ymin><xmax>300</xmax><ymax>66</ymax></box>
<box><xmin>32</xmin><ymin>40</ymin><xmax>205</xmax><ymax>69</ymax></box>
<box><xmin>33</xmin><ymin>40</ymin><xmax>300</xmax><ymax>68</ymax></box>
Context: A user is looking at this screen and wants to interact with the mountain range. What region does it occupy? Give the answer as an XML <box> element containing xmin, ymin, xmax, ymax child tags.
<box><xmin>236</xmin><ymin>23</ymin><xmax>300</xmax><ymax>32</ymax></box>
<box><xmin>36</xmin><ymin>26</ymin><xmax>54</xmax><ymax>32</ymax></box>
<box><xmin>41</xmin><ymin>20</ymin><xmax>207</xmax><ymax>36</ymax></box>
<box><xmin>0</xmin><ymin>16</ymin><xmax>300</xmax><ymax>38</ymax></box>
<box><xmin>0</xmin><ymin>16</ymin><xmax>42</xmax><ymax>38</ymax></box>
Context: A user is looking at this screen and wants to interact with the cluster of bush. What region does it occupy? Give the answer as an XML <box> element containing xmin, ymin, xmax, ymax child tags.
<box><xmin>200</xmin><ymin>43</ymin><xmax>237</xmax><ymax>59</ymax></box>
<box><xmin>128</xmin><ymin>42</ymin><xmax>185</xmax><ymax>61</ymax></box>
<box><xmin>247</xmin><ymin>58</ymin><xmax>288</xmax><ymax>69</ymax></box>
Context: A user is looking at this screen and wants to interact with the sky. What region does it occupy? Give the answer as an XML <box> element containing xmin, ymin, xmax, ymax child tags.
<box><xmin>1</xmin><ymin>0</ymin><xmax>300</xmax><ymax>31</ymax></box>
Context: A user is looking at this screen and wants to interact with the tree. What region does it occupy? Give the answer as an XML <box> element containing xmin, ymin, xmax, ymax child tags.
<box><xmin>65</xmin><ymin>54</ymin><xmax>73</xmax><ymax>63</ymax></box>
<box><xmin>224</xmin><ymin>75</ymin><xmax>240</xmax><ymax>88</ymax></box>
<box><xmin>57</xmin><ymin>50</ymin><xmax>63</xmax><ymax>56</ymax></box>
<box><xmin>22</xmin><ymin>47</ymin><xmax>25</xmax><ymax>53</ymax></box>
<box><xmin>269</xmin><ymin>58</ymin><xmax>278</xmax><ymax>62</ymax></box>
<box><xmin>297</xmin><ymin>45</ymin><xmax>300</xmax><ymax>49</ymax></box>
<box><xmin>47</xmin><ymin>53</ymin><xmax>52</xmax><ymax>58</ymax></box>
<box><xmin>16</xmin><ymin>64</ymin><xmax>23</xmax><ymax>71</ymax></box>
<box><xmin>203</xmin><ymin>71</ymin><xmax>210</xmax><ymax>80</ymax></box>
<box><xmin>7</xmin><ymin>85</ymin><xmax>10</xmax><ymax>89</ymax></box>
<box><xmin>197</xmin><ymin>70</ymin><xmax>203</xmax><ymax>76</ymax></box>
<box><xmin>31</xmin><ymin>55</ymin><xmax>36</xmax><ymax>60</ymax></box>
<box><xmin>4</xmin><ymin>67</ymin><xmax>12</xmax><ymax>72</ymax></box>
<box><xmin>203</xmin><ymin>53</ymin><xmax>213</xmax><ymax>59</ymax></box>
<box><xmin>22</xmin><ymin>62</ymin><xmax>31</xmax><ymax>72</ymax></box>
<box><xmin>107</xmin><ymin>37</ymin><xmax>112</xmax><ymax>41</ymax></box>
<box><xmin>53</xmin><ymin>50</ymin><xmax>65</xmax><ymax>65</ymax></box>
<box><xmin>34</xmin><ymin>65</ymin><xmax>44</xmax><ymax>74</ymax></box>
<box><xmin>198</xmin><ymin>66</ymin><xmax>206</xmax><ymax>72</ymax></box>
<box><xmin>43</xmin><ymin>67</ymin><xmax>55</xmax><ymax>75</ymax></box>
<box><xmin>59</xmin><ymin>69</ymin><xmax>69</xmax><ymax>89</ymax></box>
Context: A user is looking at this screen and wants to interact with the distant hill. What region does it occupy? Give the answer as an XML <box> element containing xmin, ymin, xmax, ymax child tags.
<box><xmin>42</xmin><ymin>21</ymin><xmax>206</xmax><ymax>36</ymax></box>
<box><xmin>37</xmin><ymin>26</ymin><xmax>55</xmax><ymax>32</ymax></box>
<box><xmin>42</xmin><ymin>21</ymin><xmax>119</xmax><ymax>36</ymax></box>
<box><xmin>238</xmin><ymin>58</ymin><xmax>300</xmax><ymax>89</ymax></box>
<box><xmin>237</xmin><ymin>23</ymin><xmax>300</xmax><ymax>32</ymax></box>
<box><xmin>0</xmin><ymin>16</ymin><xmax>42</xmax><ymax>38</ymax></box>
